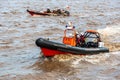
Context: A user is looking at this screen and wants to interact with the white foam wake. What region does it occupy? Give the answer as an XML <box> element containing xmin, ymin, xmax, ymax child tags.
<box><xmin>97</xmin><ymin>24</ymin><xmax>120</xmax><ymax>36</ymax></box>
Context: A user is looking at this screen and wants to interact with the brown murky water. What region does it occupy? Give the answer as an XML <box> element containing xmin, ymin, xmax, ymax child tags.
<box><xmin>0</xmin><ymin>0</ymin><xmax>120</xmax><ymax>80</ymax></box>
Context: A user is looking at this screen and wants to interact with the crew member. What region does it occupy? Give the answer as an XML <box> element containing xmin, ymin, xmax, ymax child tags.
<box><xmin>63</xmin><ymin>22</ymin><xmax>77</xmax><ymax>46</ymax></box>
<box><xmin>46</xmin><ymin>8</ymin><xmax>51</xmax><ymax>13</ymax></box>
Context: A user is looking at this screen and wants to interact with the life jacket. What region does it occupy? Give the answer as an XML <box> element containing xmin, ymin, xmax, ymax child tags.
<box><xmin>63</xmin><ymin>29</ymin><xmax>76</xmax><ymax>46</ymax></box>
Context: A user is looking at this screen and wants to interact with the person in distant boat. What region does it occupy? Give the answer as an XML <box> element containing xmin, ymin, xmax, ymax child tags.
<box><xmin>52</xmin><ymin>8</ymin><xmax>62</xmax><ymax>15</ymax></box>
<box><xmin>65</xmin><ymin>5</ymin><xmax>70</xmax><ymax>11</ymax></box>
<box><xmin>63</xmin><ymin>10</ymin><xmax>70</xmax><ymax>16</ymax></box>
<box><xmin>46</xmin><ymin>8</ymin><xmax>51</xmax><ymax>13</ymax></box>
<box><xmin>56</xmin><ymin>9</ymin><xmax>62</xmax><ymax>15</ymax></box>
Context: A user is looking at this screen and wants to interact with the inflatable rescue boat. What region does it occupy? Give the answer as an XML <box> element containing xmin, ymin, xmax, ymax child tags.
<box><xmin>36</xmin><ymin>38</ymin><xmax>109</xmax><ymax>57</ymax></box>
<box><xmin>35</xmin><ymin>29</ymin><xmax>109</xmax><ymax>57</ymax></box>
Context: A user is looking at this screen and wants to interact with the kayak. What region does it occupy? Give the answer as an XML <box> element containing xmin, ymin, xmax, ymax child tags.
<box><xmin>35</xmin><ymin>38</ymin><xmax>109</xmax><ymax>57</ymax></box>
<box><xmin>27</xmin><ymin>9</ymin><xmax>70</xmax><ymax>16</ymax></box>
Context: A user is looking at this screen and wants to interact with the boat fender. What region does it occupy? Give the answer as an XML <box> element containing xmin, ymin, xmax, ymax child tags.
<box><xmin>98</xmin><ymin>42</ymin><xmax>104</xmax><ymax>47</ymax></box>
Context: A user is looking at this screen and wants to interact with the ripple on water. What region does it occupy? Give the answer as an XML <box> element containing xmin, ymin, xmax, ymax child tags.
<box><xmin>0</xmin><ymin>0</ymin><xmax>120</xmax><ymax>80</ymax></box>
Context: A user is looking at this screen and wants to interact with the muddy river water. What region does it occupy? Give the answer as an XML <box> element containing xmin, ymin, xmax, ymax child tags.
<box><xmin>0</xmin><ymin>0</ymin><xmax>120</xmax><ymax>80</ymax></box>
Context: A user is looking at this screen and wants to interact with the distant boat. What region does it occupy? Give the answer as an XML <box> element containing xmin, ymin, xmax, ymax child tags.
<box><xmin>27</xmin><ymin>9</ymin><xmax>70</xmax><ymax>16</ymax></box>
<box><xmin>27</xmin><ymin>9</ymin><xmax>51</xmax><ymax>16</ymax></box>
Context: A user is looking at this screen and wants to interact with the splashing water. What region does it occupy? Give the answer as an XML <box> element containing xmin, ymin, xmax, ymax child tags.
<box><xmin>0</xmin><ymin>0</ymin><xmax>120</xmax><ymax>80</ymax></box>
<box><xmin>97</xmin><ymin>24</ymin><xmax>120</xmax><ymax>36</ymax></box>
<box><xmin>97</xmin><ymin>24</ymin><xmax>120</xmax><ymax>51</ymax></box>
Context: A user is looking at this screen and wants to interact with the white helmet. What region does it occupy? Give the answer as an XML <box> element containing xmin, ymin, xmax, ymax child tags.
<box><xmin>65</xmin><ymin>5</ymin><xmax>70</xmax><ymax>10</ymax></box>
<box><xmin>66</xmin><ymin>22</ymin><xmax>73</xmax><ymax>29</ymax></box>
